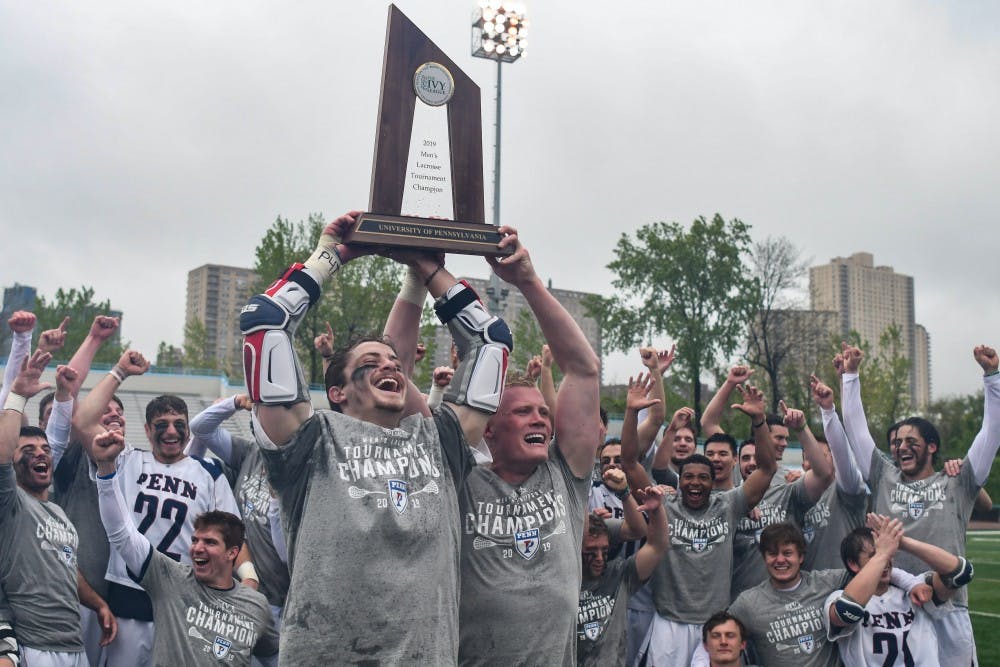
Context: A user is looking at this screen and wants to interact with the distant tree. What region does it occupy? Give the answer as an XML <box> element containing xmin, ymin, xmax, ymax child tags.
<box><xmin>584</xmin><ymin>214</ymin><xmax>757</xmax><ymax>428</ymax></box>
<box><xmin>744</xmin><ymin>236</ymin><xmax>814</xmax><ymax>413</ymax></box>
<box><xmin>156</xmin><ymin>341</ymin><xmax>184</xmax><ymax>369</ymax></box>
<box><xmin>182</xmin><ymin>317</ymin><xmax>217</xmax><ymax>372</ymax></box>
<box><xmin>251</xmin><ymin>213</ymin><xmax>402</xmax><ymax>385</ymax></box>
<box><xmin>925</xmin><ymin>390</ymin><xmax>999</xmax><ymax>499</ymax></box>
<box><xmin>34</xmin><ymin>286</ymin><xmax>125</xmax><ymax>364</ymax></box>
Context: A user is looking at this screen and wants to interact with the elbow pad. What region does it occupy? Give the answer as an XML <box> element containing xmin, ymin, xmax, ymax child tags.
<box><xmin>0</xmin><ymin>623</ymin><xmax>19</xmax><ymax>666</ymax></box>
<box><xmin>434</xmin><ymin>281</ymin><xmax>512</xmax><ymax>413</ymax></box>
<box><xmin>943</xmin><ymin>557</ymin><xmax>974</xmax><ymax>589</ymax></box>
<box><xmin>833</xmin><ymin>594</ymin><xmax>865</xmax><ymax>626</ymax></box>
<box><xmin>241</xmin><ymin>263</ymin><xmax>320</xmax><ymax>404</ymax></box>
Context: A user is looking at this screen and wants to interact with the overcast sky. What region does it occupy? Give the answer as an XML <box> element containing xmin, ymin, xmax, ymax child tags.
<box><xmin>3</xmin><ymin>1</ymin><xmax>999</xmax><ymax>399</ymax></box>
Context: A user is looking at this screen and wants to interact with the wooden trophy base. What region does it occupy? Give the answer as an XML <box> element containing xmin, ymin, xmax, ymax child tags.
<box><xmin>343</xmin><ymin>212</ymin><xmax>513</xmax><ymax>256</ymax></box>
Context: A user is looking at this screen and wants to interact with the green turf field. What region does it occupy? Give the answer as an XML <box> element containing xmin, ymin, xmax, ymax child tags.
<box><xmin>967</xmin><ymin>531</ymin><xmax>1000</xmax><ymax>665</ymax></box>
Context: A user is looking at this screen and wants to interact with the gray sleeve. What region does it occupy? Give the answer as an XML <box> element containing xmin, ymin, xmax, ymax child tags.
<box><xmin>0</xmin><ymin>329</ymin><xmax>31</xmax><ymax>409</ymax></box>
<box><xmin>188</xmin><ymin>397</ymin><xmax>239</xmax><ymax>464</ymax></box>
<box><xmin>841</xmin><ymin>373</ymin><xmax>877</xmax><ymax>480</ymax></box>
<box><xmin>966</xmin><ymin>373</ymin><xmax>1000</xmax><ymax>485</ymax></box>
<box><xmin>821</xmin><ymin>406</ymin><xmax>865</xmax><ymax>495</ymax></box>
<box><xmin>97</xmin><ymin>475</ymin><xmax>154</xmax><ymax>579</ymax></box>
<box><xmin>0</xmin><ymin>464</ymin><xmax>20</xmax><ymax>519</ymax></box>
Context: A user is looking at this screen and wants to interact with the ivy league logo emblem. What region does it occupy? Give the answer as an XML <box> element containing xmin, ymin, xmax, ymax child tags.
<box><xmin>908</xmin><ymin>501</ymin><xmax>925</xmax><ymax>519</ymax></box>
<box><xmin>61</xmin><ymin>545</ymin><xmax>74</xmax><ymax>565</ymax></box>
<box><xmin>798</xmin><ymin>634</ymin><xmax>815</xmax><ymax>654</ymax></box>
<box><xmin>213</xmin><ymin>636</ymin><xmax>232</xmax><ymax>659</ymax></box>
<box><xmin>388</xmin><ymin>479</ymin><xmax>409</xmax><ymax>514</ymax></box>
<box><xmin>515</xmin><ymin>528</ymin><xmax>540</xmax><ymax>560</ymax></box>
<box><xmin>584</xmin><ymin>621</ymin><xmax>602</xmax><ymax>641</ymax></box>
<box><xmin>692</xmin><ymin>537</ymin><xmax>708</xmax><ymax>553</ymax></box>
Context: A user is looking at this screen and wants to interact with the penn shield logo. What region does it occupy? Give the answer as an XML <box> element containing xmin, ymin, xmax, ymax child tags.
<box><xmin>515</xmin><ymin>528</ymin><xmax>540</xmax><ymax>560</ymax></box>
<box><xmin>692</xmin><ymin>537</ymin><xmax>708</xmax><ymax>553</ymax></box>
<box><xmin>213</xmin><ymin>636</ymin><xmax>232</xmax><ymax>659</ymax></box>
<box><xmin>388</xmin><ymin>479</ymin><xmax>409</xmax><ymax>514</ymax></box>
<box><xmin>584</xmin><ymin>621</ymin><xmax>602</xmax><ymax>641</ymax></box>
<box><xmin>61</xmin><ymin>545</ymin><xmax>74</xmax><ymax>565</ymax></box>
<box><xmin>908</xmin><ymin>501</ymin><xmax>925</xmax><ymax>519</ymax></box>
<box><xmin>798</xmin><ymin>634</ymin><xmax>815</xmax><ymax>654</ymax></box>
<box><xmin>802</xmin><ymin>525</ymin><xmax>815</xmax><ymax>543</ymax></box>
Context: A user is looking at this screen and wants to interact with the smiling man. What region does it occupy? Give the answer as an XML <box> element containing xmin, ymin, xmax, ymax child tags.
<box><xmin>91</xmin><ymin>428</ymin><xmax>278</xmax><ymax>666</ymax></box>
<box><xmin>1</xmin><ymin>350</ymin><xmax>115</xmax><ymax>666</ymax></box>
<box><xmin>840</xmin><ymin>343</ymin><xmax>1000</xmax><ymax>667</ymax></box>
<box><xmin>74</xmin><ymin>350</ymin><xmax>241</xmax><ymax>666</ymax></box>
<box><xmin>240</xmin><ymin>213</ymin><xmax>513</xmax><ymax>665</ymax></box>
<box><xmin>621</xmin><ymin>378</ymin><xmax>778</xmax><ymax>665</ymax></box>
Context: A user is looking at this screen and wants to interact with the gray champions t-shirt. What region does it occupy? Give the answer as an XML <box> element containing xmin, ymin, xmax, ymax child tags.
<box><xmin>577</xmin><ymin>522</ymin><xmax>641</xmax><ymax>667</ymax></box>
<box><xmin>802</xmin><ymin>482</ymin><xmax>868</xmax><ymax>571</ymax></box>
<box><xmin>458</xmin><ymin>442</ymin><xmax>591</xmax><ymax>666</ymax></box>
<box><xmin>729</xmin><ymin>568</ymin><xmax>847</xmax><ymax>667</ymax></box>
<box><xmin>53</xmin><ymin>440</ymin><xmax>111</xmax><ymax>598</ymax></box>
<box><xmin>652</xmin><ymin>487</ymin><xmax>748</xmax><ymax>625</ymax></box>
<box><xmin>262</xmin><ymin>406</ymin><xmax>470</xmax><ymax>666</ymax></box>
<box><xmin>731</xmin><ymin>478</ymin><xmax>815</xmax><ymax>600</ymax></box>
<box><xmin>0</xmin><ymin>463</ymin><xmax>83</xmax><ymax>652</ymax></box>
<box><xmin>228</xmin><ymin>436</ymin><xmax>289</xmax><ymax>609</ymax></box>
<box><xmin>139</xmin><ymin>548</ymin><xmax>278</xmax><ymax>666</ymax></box>
<box><xmin>869</xmin><ymin>450</ymin><xmax>978</xmax><ymax>607</ymax></box>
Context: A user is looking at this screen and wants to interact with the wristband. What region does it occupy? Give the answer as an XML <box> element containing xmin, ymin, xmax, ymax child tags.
<box><xmin>424</xmin><ymin>264</ymin><xmax>444</xmax><ymax>287</ymax></box>
<box><xmin>109</xmin><ymin>366</ymin><xmax>126</xmax><ymax>384</ymax></box>
<box><xmin>613</xmin><ymin>486</ymin><xmax>630</xmax><ymax>501</ymax></box>
<box><xmin>236</xmin><ymin>562</ymin><xmax>259</xmax><ymax>582</ymax></box>
<box><xmin>2</xmin><ymin>392</ymin><xmax>27</xmax><ymax>414</ymax></box>
<box><xmin>985</xmin><ymin>369</ymin><xmax>999</xmax><ymax>377</ymax></box>
<box><xmin>751</xmin><ymin>419</ymin><xmax>765</xmax><ymax>429</ymax></box>
<box><xmin>96</xmin><ymin>470</ymin><xmax>117</xmax><ymax>480</ymax></box>
<box><xmin>399</xmin><ymin>266</ymin><xmax>429</xmax><ymax>306</ymax></box>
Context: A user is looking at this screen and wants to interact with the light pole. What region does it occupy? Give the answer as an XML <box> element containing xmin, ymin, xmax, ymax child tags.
<box><xmin>472</xmin><ymin>1</ymin><xmax>528</xmax><ymax>313</ymax></box>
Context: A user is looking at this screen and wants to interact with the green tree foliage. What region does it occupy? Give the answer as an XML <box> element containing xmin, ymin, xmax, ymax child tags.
<box><xmin>585</xmin><ymin>214</ymin><xmax>757</xmax><ymax>428</ymax></box>
<box><xmin>35</xmin><ymin>286</ymin><xmax>125</xmax><ymax>363</ymax></box>
<box><xmin>925</xmin><ymin>391</ymin><xmax>1000</xmax><ymax>500</ymax></box>
<box><xmin>252</xmin><ymin>214</ymin><xmax>402</xmax><ymax>385</ymax></box>
<box><xmin>182</xmin><ymin>317</ymin><xmax>218</xmax><ymax>372</ymax></box>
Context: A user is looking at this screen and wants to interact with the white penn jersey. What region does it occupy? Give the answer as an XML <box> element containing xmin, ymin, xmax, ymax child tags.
<box><xmin>824</xmin><ymin>584</ymin><xmax>950</xmax><ymax>667</ymax></box>
<box><xmin>103</xmin><ymin>446</ymin><xmax>239</xmax><ymax>590</ymax></box>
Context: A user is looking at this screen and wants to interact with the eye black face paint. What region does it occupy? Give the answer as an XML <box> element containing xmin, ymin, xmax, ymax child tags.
<box><xmin>350</xmin><ymin>364</ymin><xmax>377</xmax><ymax>384</ymax></box>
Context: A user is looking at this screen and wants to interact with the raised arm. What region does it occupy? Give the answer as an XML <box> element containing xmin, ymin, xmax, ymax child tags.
<box><xmin>620</xmin><ymin>374</ymin><xmax>658</xmax><ymax>490</ymax></box>
<box><xmin>733</xmin><ymin>384</ymin><xmax>778</xmax><ymax>509</ymax></box>
<box><xmin>830</xmin><ymin>518</ymin><xmax>902</xmax><ymax>628</ymax></box>
<box><xmin>243</xmin><ymin>212</ymin><xmax>363</xmax><ymax>446</ymax></box>
<box><xmin>967</xmin><ymin>345</ymin><xmax>1000</xmax><ymax>485</ymax></box>
<box><xmin>46</xmin><ymin>365</ymin><xmax>79</xmax><ymax>469</ymax></box>
<box><xmin>186</xmin><ymin>395</ymin><xmax>251</xmax><ymax>464</ymax></box>
<box><xmin>73</xmin><ymin>350</ymin><xmax>149</xmax><ymax>447</ymax></box>
<box><xmin>601</xmin><ymin>467</ymin><xmax>647</xmax><ymax>541</ymax></box>
<box><xmin>636</xmin><ymin>346</ymin><xmax>673</xmax><ymax>453</ymax></box>
<box><xmin>1</xmin><ymin>350</ymin><xmax>52</xmax><ymax>463</ymax></box>
<box><xmin>382</xmin><ymin>261</ymin><xmax>433</xmax><ymax>419</ymax></box>
<box><xmin>92</xmin><ymin>430</ymin><xmax>153</xmax><ymax>576</ymax></box>
<box><xmin>871</xmin><ymin>513</ymin><xmax>972</xmax><ymax>602</ymax></box>
<box><xmin>487</xmin><ymin>227</ymin><xmax>601</xmax><ymax>478</ymax></box>
<box><xmin>701</xmin><ymin>365</ymin><xmax>753</xmax><ymax>436</ymax></box>
<box><xmin>811</xmin><ymin>374</ymin><xmax>865</xmax><ymax>495</ymax></box>
<box><xmin>781</xmin><ymin>400</ymin><xmax>833</xmax><ymax>502</ymax></box>
<box><xmin>839</xmin><ymin>344</ymin><xmax>877</xmax><ymax>480</ymax></box>
<box><xmin>0</xmin><ymin>311</ymin><xmax>35</xmax><ymax>411</ymax></box>
<box><xmin>538</xmin><ymin>344</ymin><xmax>558</xmax><ymax>417</ymax></box>
<box><xmin>633</xmin><ymin>485</ymin><xmax>669</xmax><ymax>581</ymax></box>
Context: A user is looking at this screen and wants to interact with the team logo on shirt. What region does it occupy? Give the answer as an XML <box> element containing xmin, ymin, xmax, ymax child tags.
<box><xmin>908</xmin><ymin>501</ymin><xmax>925</xmax><ymax>519</ymax></box>
<box><xmin>584</xmin><ymin>621</ymin><xmax>602</xmax><ymax>641</ymax></box>
<box><xmin>515</xmin><ymin>528</ymin><xmax>540</xmax><ymax>560</ymax></box>
<box><xmin>692</xmin><ymin>537</ymin><xmax>708</xmax><ymax>552</ymax></box>
<box><xmin>213</xmin><ymin>636</ymin><xmax>232</xmax><ymax>659</ymax></box>
<box><xmin>798</xmin><ymin>634</ymin><xmax>815</xmax><ymax>654</ymax></box>
<box><xmin>61</xmin><ymin>545</ymin><xmax>75</xmax><ymax>565</ymax></box>
<box><xmin>388</xmin><ymin>479</ymin><xmax>409</xmax><ymax>514</ymax></box>
<box><xmin>802</xmin><ymin>525</ymin><xmax>815</xmax><ymax>543</ymax></box>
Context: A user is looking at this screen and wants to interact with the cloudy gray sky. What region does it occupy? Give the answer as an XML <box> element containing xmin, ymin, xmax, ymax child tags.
<box><xmin>3</xmin><ymin>1</ymin><xmax>999</xmax><ymax>398</ymax></box>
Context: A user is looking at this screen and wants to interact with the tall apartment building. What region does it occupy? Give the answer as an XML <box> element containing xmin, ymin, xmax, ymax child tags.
<box><xmin>809</xmin><ymin>252</ymin><xmax>931</xmax><ymax>408</ymax></box>
<box><xmin>186</xmin><ymin>265</ymin><xmax>258</xmax><ymax>375</ymax></box>
<box><xmin>429</xmin><ymin>276</ymin><xmax>602</xmax><ymax>371</ymax></box>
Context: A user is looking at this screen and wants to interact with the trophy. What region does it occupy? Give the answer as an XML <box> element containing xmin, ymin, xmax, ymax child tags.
<box><xmin>342</xmin><ymin>4</ymin><xmax>512</xmax><ymax>256</ymax></box>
